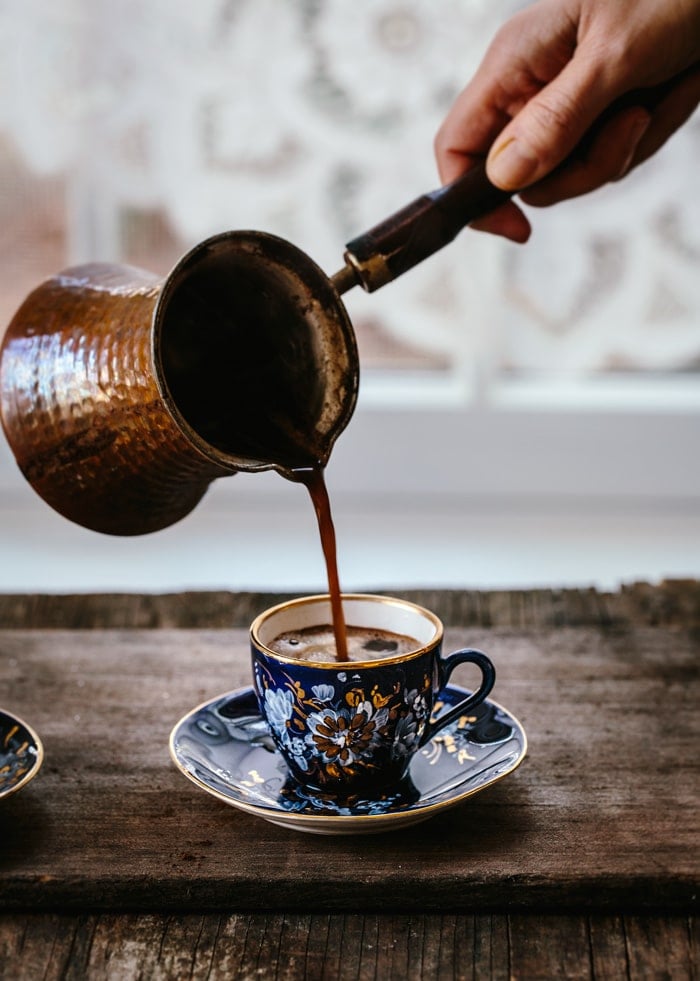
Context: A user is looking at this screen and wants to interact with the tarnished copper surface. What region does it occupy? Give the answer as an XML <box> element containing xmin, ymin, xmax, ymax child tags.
<box><xmin>0</xmin><ymin>233</ymin><xmax>359</xmax><ymax>536</ymax></box>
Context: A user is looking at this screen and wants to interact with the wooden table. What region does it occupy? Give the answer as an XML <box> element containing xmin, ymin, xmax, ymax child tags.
<box><xmin>0</xmin><ymin>582</ymin><xmax>697</xmax><ymax>978</ymax></box>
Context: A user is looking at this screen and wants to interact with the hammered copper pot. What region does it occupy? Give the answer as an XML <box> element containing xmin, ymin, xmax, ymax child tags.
<box><xmin>0</xmin><ymin>232</ymin><xmax>359</xmax><ymax>535</ymax></box>
<box><xmin>0</xmin><ymin>161</ymin><xmax>521</xmax><ymax>536</ymax></box>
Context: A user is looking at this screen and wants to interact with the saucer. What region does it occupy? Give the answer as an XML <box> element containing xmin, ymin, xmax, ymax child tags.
<box><xmin>169</xmin><ymin>686</ymin><xmax>527</xmax><ymax>835</ymax></box>
<box><xmin>0</xmin><ymin>708</ymin><xmax>44</xmax><ymax>800</ymax></box>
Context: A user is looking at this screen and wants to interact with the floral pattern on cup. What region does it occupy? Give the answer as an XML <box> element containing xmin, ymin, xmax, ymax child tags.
<box><xmin>253</xmin><ymin>661</ymin><xmax>432</xmax><ymax>792</ymax></box>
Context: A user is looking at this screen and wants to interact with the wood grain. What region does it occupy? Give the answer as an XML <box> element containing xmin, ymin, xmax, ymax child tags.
<box><xmin>0</xmin><ymin>913</ymin><xmax>695</xmax><ymax>980</ymax></box>
<box><xmin>0</xmin><ymin>578</ymin><xmax>698</xmax><ymax>629</ymax></box>
<box><xmin>0</xmin><ymin>612</ymin><xmax>696</xmax><ymax>911</ymax></box>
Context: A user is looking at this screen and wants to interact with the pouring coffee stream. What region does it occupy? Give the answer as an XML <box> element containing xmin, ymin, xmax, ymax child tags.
<box><xmin>288</xmin><ymin>160</ymin><xmax>509</xmax><ymax>661</ymax></box>
<box><xmin>289</xmin><ymin>465</ymin><xmax>349</xmax><ymax>662</ymax></box>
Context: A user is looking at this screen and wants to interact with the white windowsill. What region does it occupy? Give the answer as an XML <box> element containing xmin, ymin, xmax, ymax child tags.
<box><xmin>0</xmin><ymin>481</ymin><xmax>697</xmax><ymax>594</ymax></box>
<box><xmin>0</xmin><ymin>371</ymin><xmax>697</xmax><ymax>594</ymax></box>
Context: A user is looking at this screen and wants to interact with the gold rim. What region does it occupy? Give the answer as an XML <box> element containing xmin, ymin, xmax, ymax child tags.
<box><xmin>250</xmin><ymin>593</ymin><xmax>443</xmax><ymax>667</ymax></box>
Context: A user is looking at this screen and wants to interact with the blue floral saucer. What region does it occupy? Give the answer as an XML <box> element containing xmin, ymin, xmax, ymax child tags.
<box><xmin>0</xmin><ymin>708</ymin><xmax>44</xmax><ymax>800</ymax></box>
<box><xmin>169</xmin><ymin>686</ymin><xmax>527</xmax><ymax>835</ymax></box>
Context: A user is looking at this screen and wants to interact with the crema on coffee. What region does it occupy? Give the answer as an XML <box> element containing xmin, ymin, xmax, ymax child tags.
<box><xmin>269</xmin><ymin>624</ymin><xmax>418</xmax><ymax>662</ymax></box>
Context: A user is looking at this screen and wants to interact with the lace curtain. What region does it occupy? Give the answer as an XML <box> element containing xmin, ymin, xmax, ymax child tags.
<box><xmin>1</xmin><ymin>0</ymin><xmax>698</xmax><ymax>376</ymax></box>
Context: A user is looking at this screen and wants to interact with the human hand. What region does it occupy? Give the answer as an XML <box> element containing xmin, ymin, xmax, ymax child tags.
<box><xmin>434</xmin><ymin>0</ymin><xmax>700</xmax><ymax>242</ymax></box>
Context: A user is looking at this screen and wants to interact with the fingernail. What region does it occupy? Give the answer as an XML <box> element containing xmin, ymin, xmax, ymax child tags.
<box><xmin>487</xmin><ymin>137</ymin><xmax>540</xmax><ymax>189</ymax></box>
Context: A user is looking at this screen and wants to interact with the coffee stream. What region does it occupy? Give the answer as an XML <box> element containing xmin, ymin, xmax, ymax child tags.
<box><xmin>289</xmin><ymin>465</ymin><xmax>349</xmax><ymax>662</ymax></box>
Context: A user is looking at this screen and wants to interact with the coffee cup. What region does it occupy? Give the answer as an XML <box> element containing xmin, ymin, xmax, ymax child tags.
<box><xmin>250</xmin><ymin>593</ymin><xmax>495</xmax><ymax>797</ymax></box>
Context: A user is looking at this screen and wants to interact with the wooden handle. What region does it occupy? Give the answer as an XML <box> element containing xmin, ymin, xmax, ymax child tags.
<box><xmin>341</xmin><ymin>161</ymin><xmax>509</xmax><ymax>292</ymax></box>
<box><xmin>335</xmin><ymin>80</ymin><xmax>680</xmax><ymax>295</ymax></box>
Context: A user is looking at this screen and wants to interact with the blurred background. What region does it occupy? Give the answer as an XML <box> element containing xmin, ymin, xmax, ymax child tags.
<box><xmin>0</xmin><ymin>0</ymin><xmax>698</xmax><ymax>594</ymax></box>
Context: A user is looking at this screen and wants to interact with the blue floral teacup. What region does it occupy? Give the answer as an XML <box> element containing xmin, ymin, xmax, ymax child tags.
<box><xmin>251</xmin><ymin>594</ymin><xmax>495</xmax><ymax>798</ymax></box>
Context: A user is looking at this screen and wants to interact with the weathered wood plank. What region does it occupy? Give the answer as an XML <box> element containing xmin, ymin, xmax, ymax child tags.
<box><xmin>624</xmin><ymin>915</ymin><xmax>696</xmax><ymax>979</ymax></box>
<box><xmin>587</xmin><ymin>915</ymin><xmax>630</xmax><ymax>980</ymax></box>
<box><xmin>0</xmin><ymin>914</ymin><xmax>696</xmax><ymax>980</ymax></box>
<box><xmin>0</xmin><ymin>913</ymin><xmax>80</xmax><ymax>981</ymax></box>
<box><xmin>0</xmin><ymin>617</ymin><xmax>696</xmax><ymax>912</ymax></box>
<box><xmin>0</xmin><ymin>580</ymin><xmax>698</xmax><ymax>629</ymax></box>
<box><xmin>1</xmin><ymin>584</ymin><xmax>696</xmax><ymax>979</ymax></box>
<box><xmin>509</xmin><ymin>914</ymin><xmax>592</xmax><ymax>980</ymax></box>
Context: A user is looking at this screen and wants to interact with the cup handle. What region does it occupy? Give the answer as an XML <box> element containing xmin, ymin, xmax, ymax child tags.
<box><xmin>419</xmin><ymin>648</ymin><xmax>496</xmax><ymax>746</ymax></box>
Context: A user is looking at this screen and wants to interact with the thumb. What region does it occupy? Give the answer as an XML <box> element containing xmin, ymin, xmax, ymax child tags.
<box><xmin>486</xmin><ymin>56</ymin><xmax>615</xmax><ymax>190</ymax></box>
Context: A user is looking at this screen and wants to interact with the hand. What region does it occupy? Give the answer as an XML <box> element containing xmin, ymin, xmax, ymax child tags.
<box><xmin>434</xmin><ymin>0</ymin><xmax>700</xmax><ymax>242</ymax></box>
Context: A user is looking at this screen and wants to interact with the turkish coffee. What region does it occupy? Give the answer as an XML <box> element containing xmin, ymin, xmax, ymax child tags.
<box><xmin>269</xmin><ymin>624</ymin><xmax>419</xmax><ymax>663</ymax></box>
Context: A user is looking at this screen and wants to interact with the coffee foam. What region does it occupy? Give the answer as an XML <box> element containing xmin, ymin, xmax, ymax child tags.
<box><xmin>269</xmin><ymin>624</ymin><xmax>418</xmax><ymax>662</ymax></box>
